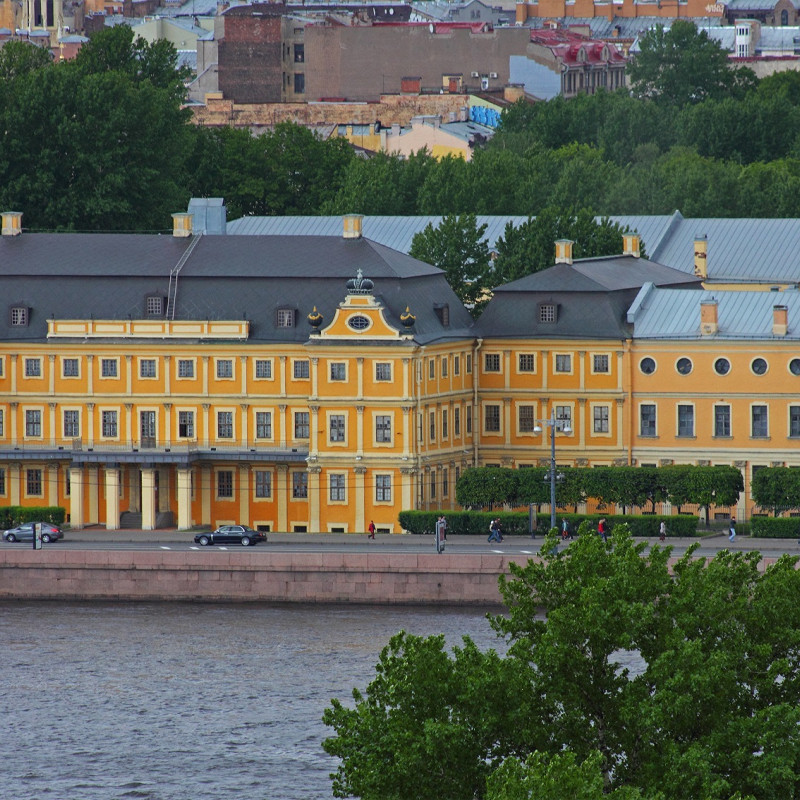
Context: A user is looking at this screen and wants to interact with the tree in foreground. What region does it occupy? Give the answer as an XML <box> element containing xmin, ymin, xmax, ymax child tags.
<box><xmin>323</xmin><ymin>528</ymin><xmax>800</xmax><ymax>799</ymax></box>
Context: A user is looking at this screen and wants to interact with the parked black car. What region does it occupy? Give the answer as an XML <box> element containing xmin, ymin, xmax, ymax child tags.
<box><xmin>3</xmin><ymin>522</ymin><xmax>64</xmax><ymax>543</ymax></box>
<box><xmin>194</xmin><ymin>525</ymin><xmax>266</xmax><ymax>546</ymax></box>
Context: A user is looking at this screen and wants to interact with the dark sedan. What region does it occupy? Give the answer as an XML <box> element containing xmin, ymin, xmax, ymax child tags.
<box><xmin>3</xmin><ymin>522</ymin><xmax>64</xmax><ymax>543</ymax></box>
<box><xmin>194</xmin><ymin>525</ymin><xmax>266</xmax><ymax>547</ymax></box>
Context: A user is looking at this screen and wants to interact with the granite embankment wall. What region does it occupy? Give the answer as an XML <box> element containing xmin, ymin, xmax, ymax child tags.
<box><xmin>0</xmin><ymin>550</ymin><xmax>533</xmax><ymax>605</ymax></box>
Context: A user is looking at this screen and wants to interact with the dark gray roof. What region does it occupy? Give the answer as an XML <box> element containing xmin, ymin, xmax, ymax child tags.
<box><xmin>475</xmin><ymin>254</ymin><xmax>702</xmax><ymax>339</ymax></box>
<box><xmin>0</xmin><ymin>232</ymin><xmax>471</xmax><ymax>345</ymax></box>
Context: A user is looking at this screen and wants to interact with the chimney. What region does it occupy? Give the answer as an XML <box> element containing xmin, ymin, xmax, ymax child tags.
<box><xmin>343</xmin><ymin>214</ymin><xmax>363</xmax><ymax>239</ymax></box>
<box><xmin>1</xmin><ymin>211</ymin><xmax>22</xmax><ymax>236</ymax></box>
<box><xmin>555</xmin><ymin>239</ymin><xmax>573</xmax><ymax>265</ymax></box>
<box><xmin>171</xmin><ymin>212</ymin><xmax>193</xmax><ymax>238</ymax></box>
<box><xmin>622</xmin><ymin>233</ymin><xmax>640</xmax><ymax>258</ymax></box>
<box><xmin>700</xmin><ymin>299</ymin><xmax>718</xmax><ymax>335</ymax></box>
<box><xmin>694</xmin><ymin>235</ymin><xmax>708</xmax><ymax>279</ymax></box>
<box><xmin>773</xmin><ymin>304</ymin><xmax>788</xmax><ymax>336</ymax></box>
<box><xmin>503</xmin><ymin>83</ymin><xmax>525</xmax><ymax>103</ymax></box>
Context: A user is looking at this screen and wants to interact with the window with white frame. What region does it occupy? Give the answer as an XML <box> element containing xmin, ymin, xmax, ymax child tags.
<box><xmin>24</xmin><ymin>358</ymin><xmax>41</xmax><ymax>377</ymax></box>
<box><xmin>277</xmin><ymin>308</ymin><xmax>295</xmax><ymax>328</ymax></box>
<box><xmin>429</xmin><ymin>411</ymin><xmax>436</xmax><ymax>441</ymax></box>
<box><xmin>294</xmin><ymin>411</ymin><xmax>309</xmax><ymax>439</ymax></box>
<box><xmin>62</xmin><ymin>358</ymin><xmax>79</xmax><ymax>377</ymax></box>
<box><xmin>441</xmin><ymin>357</ymin><xmax>448</xmax><ymax>378</ymax></box>
<box><xmin>217</xmin><ymin>411</ymin><xmax>233</xmax><ymax>438</ymax></box>
<box><xmin>519</xmin><ymin>406</ymin><xmax>535</xmax><ymax>433</ymax></box>
<box><xmin>442</xmin><ymin>409</ymin><xmax>448</xmax><ymax>439</ymax></box>
<box><xmin>217</xmin><ymin>470</ymin><xmax>233</xmax><ymax>498</ymax></box>
<box><xmin>329</xmin><ymin>414</ymin><xmax>345</xmax><ymax>442</ymax></box>
<box><xmin>256</xmin><ymin>411</ymin><xmax>272</xmax><ymax>439</ymax></box>
<box><xmin>442</xmin><ymin>467</ymin><xmax>449</xmax><ymax>498</ymax></box>
<box><xmin>466</xmin><ymin>354</ymin><xmax>472</xmax><ymax>373</ymax></box>
<box><xmin>292</xmin><ymin>471</ymin><xmax>308</xmax><ymax>498</ymax></box>
<box><xmin>63</xmin><ymin>410</ymin><xmax>79</xmax><ymax>438</ymax></box>
<box><xmin>375</xmin><ymin>362</ymin><xmax>391</xmax><ymax>381</ymax></box>
<box><xmin>538</xmin><ymin>303</ymin><xmax>556</xmax><ymax>323</ymax></box>
<box><xmin>485</xmin><ymin>404</ymin><xmax>500</xmax><ymax>432</ymax></box>
<box><xmin>454</xmin><ymin>355</ymin><xmax>460</xmax><ymax>375</ymax></box>
<box><xmin>25</xmin><ymin>409</ymin><xmax>42</xmax><ymax>437</ymax></box>
<box><xmin>554</xmin><ymin>354</ymin><xmax>571</xmax><ymax>373</ymax></box>
<box><xmin>146</xmin><ymin>295</ymin><xmax>164</xmax><ymax>317</ymax></box>
<box><xmin>255</xmin><ymin>470</ymin><xmax>272</xmax><ymax>498</ymax></box>
<box><xmin>791</xmin><ymin>406</ymin><xmax>800</xmax><ymax>437</ymax></box>
<box><xmin>26</xmin><ymin>468</ymin><xmax>42</xmax><ymax>496</ymax></box>
<box><xmin>102</xmin><ymin>410</ymin><xmax>118</xmax><ymax>437</ymax></box>
<box><xmin>429</xmin><ymin>359</ymin><xmax>436</xmax><ymax>379</ymax></box>
<box><xmin>518</xmin><ymin>353</ymin><xmax>536</xmax><ymax>372</ymax></box>
<box><xmin>10</xmin><ymin>307</ymin><xmax>29</xmax><ymax>326</ymax></box>
<box><xmin>330</xmin><ymin>473</ymin><xmax>346</xmax><ymax>501</ymax></box>
<box><xmin>178</xmin><ymin>410</ymin><xmax>194</xmax><ymax>438</ymax></box>
<box><xmin>216</xmin><ymin>359</ymin><xmax>233</xmax><ymax>379</ymax></box>
<box><xmin>752</xmin><ymin>405</ymin><xmax>768</xmax><ymax>437</ymax></box>
<box><xmin>555</xmin><ymin>406</ymin><xmax>572</xmax><ymax>428</ymax></box>
<box><xmin>640</xmin><ymin>404</ymin><xmax>656</xmax><ymax>436</ymax></box>
<box><xmin>593</xmin><ymin>405</ymin><xmax>609</xmax><ymax>433</ymax></box>
<box><xmin>293</xmin><ymin>360</ymin><xmax>309</xmax><ymax>379</ymax></box>
<box><xmin>255</xmin><ymin>359</ymin><xmax>272</xmax><ymax>379</ymax></box>
<box><xmin>593</xmin><ymin>354</ymin><xmax>610</xmax><ymax>373</ymax></box>
<box><xmin>376</xmin><ymin>474</ymin><xmax>391</xmax><ymax>502</ymax></box>
<box><xmin>139</xmin><ymin>359</ymin><xmax>156</xmax><ymax>378</ymax></box>
<box><xmin>677</xmin><ymin>405</ymin><xmax>694</xmax><ymax>437</ymax></box>
<box><xmin>375</xmin><ymin>415</ymin><xmax>392</xmax><ymax>443</ymax></box>
<box><xmin>177</xmin><ymin>359</ymin><xmax>194</xmax><ymax>378</ymax></box>
<box><xmin>714</xmin><ymin>405</ymin><xmax>731</xmax><ymax>437</ymax></box>
<box><xmin>484</xmin><ymin>353</ymin><xmax>500</xmax><ymax>372</ymax></box>
<box><xmin>330</xmin><ymin>362</ymin><xmax>346</xmax><ymax>381</ymax></box>
<box><xmin>454</xmin><ymin>406</ymin><xmax>461</xmax><ymax>436</ymax></box>
<box><xmin>101</xmin><ymin>359</ymin><xmax>117</xmax><ymax>378</ymax></box>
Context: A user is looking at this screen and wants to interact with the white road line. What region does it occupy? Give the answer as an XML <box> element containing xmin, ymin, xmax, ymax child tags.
<box><xmin>491</xmin><ymin>549</ymin><xmax>504</xmax><ymax>553</ymax></box>
<box><xmin>520</xmin><ymin>550</ymin><xmax>533</xmax><ymax>554</ymax></box>
<box><xmin>219</xmin><ymin>547</ymin><xmax>228</xmax><ymax>550</ymax></box>
<box><xmin>160</xmin><ymin>546</ymin><xmax>171</xmax><ymax>550</ymax></box>
<box><xmin>190</xmin><ymin>546</ymin><xmax>200</xmax><ymax>550</ymax></box>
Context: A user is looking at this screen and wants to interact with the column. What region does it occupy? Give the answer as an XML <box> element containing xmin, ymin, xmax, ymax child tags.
<box><xmin>541</xmin><ymin>350</ymin><xmax>549</xmax><ymax>391</ymax></box>
<box><xmin>402</xmin><ymin>358</ymin><xmax>411</xmax><ymax>401</ymax></box>
<box><xmin>354</xmin><ymin>465</ymin><xmax>366</xmax><ymax>533</ymax></box>
<box><xmin>309</xmin><ymin>405</ymin><xmax>319</xmax><ymax>458</ymax></box>
<box><xmin>86</xmin><ymin>402</ymin><xmax>95</xmax><ymax>447</ymax></box>
<box><xmin>503</xmin><ymin>350</ymin><xmax>511</xmax><ymax>390</ymax></box>
<box><xmin>202</xmin><ymin>403</ymin><xmax>210</xmax><ymax>448</ymax></box>
<box><xmin>202</xmin><ymin>356</ymin><xmax>209</xmax><ymax>397</ymax></box>
<box><xmin>615</xmin><ymin>398</ymin><xmax>625</xmax><ymax>452</ymax></box>
<box><xmin>311</xmin><ymin>357</ymin><xmax>319</xmax><ymax>400</ymax></box>
<box><xmin>105</xmin><ymin>465</ymin><xmax>120</xmax><ymax>530</ymax></box>
<box><xmin>10</xmin><ymin>402</ymin><xmax>18</xmax><ymax>442</ymax></box>
<box><xmin>240</xmin><ymin>355</ymin><xmax>248</xmax><ymax>396</ymax></box>
<box><xmin>200</xmin><ymin>464</ymin><xmax>212</xmax><ymax>526</ymax></box>
<box><xmin>400</xmin><ymin>467</ymin><xmax>415</xmax><ymax>518</ymax></box>
<box><xmin>158</xmin><ymin>468</ymin><xmax>170</xmax><ymax>511</ymax></box>
<box><xmin>46</xmin><ymin>463</ymin><xmax>58</xmax><ymax>506</ymax></box>
<box><xmin>10</xmin><ymin>355</ymin><xmax>17</xmax><ymax>394</ymax></box>
<box><xmin>578</xmin><ymin>350</ymin><xmax>586</xmax><ymax>388</ymax></box>
<box><xmin>87</xmin><ymin>465</ymin><xmax>99</xmax><ymax>525</ymax></box>
<box><xmin>356</xmin><ymin>405</ymin><xmax>364</xmax><ymax>457</ymax></box>
<box><xmin>240</xmin><ymin>403</ymin><xmax>249</xmax><ymax>448</ymax></box>
<box><xmin>356</xmin><ymin>358</ymin><xmax>364</xmax><ymax>400</ymax></box>
<box><xmin>402</xmin><ymin>406</ymin><xmax>412</xmax><ymax>460</ymax></box>
<box><xmin>86</xmin><ymin>355</ymin><xmax>94</xmax><ymax>396</ymax></box>
<box><xmin>278</xmin><ymin>404</ymin><xmax>287</xmax><ymax>447</ymax></box>
<box><xmin>238</xmin><ymin>464</ymin><xmax>250</xmax><ymax>526</ymax></box>
<box><xmin>308</xmin><ymin>465</ymin><xmax>321</xmax><ymax>533</ymax></box>
<box><xmin>69</xmin><ymin>466</ymin><xmax>84</xmax><ymax>528</ymax></box>
<box><xmin>129</xmin><ymin>467</ymin><xmax>141</xmax><ymax>513</ymax></box>
<box><xmin>125</xmin><ymin>354</ymin><xmax>133</xmax><ymax>397</ymax></box>
<box><xmin>176</xmin><ymin>467</ymin><xmax>192</xmax><ymax>530</ymax></box>
<box><xmin>125</xmin><ymin>404</ymin><xmax>133</xmax><ymax>446</ymax></box>
<box><xmin>279</xmin><ymin>356</ymin><xmax>287</xmax><ymax>396</ymax></box>
<box><xmin>276</xmin><ymin>464</ymin><xmax>288</xmax><ymax>533</ymax></box>
<box><xmin>141</xmin><ymin>466</ymin><xmax>156</xmax><ymax>530</ymax></box>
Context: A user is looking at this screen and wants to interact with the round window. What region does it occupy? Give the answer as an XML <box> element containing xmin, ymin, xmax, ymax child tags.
<box><xmin>752</xmin><ymin>358</ymin><xmax>768</xmax><ymax>375</ymax></box>
<box><xmin>714</xmin><ymin>358</ymin><xmax>730</xmax><ymax>376</ymax></box>
<box><xmin>676</xmin><ymin>357</ymin><xmax>693</xmax><ymax>375</ymax></box>
<box><xmin>640</xmin><ymin>357</ymin><xmax>656</xmax><ymax>375</ymax></box>
<box><xmin>347</xmin><ymin>315</ymin><xmax>370</xmax><ymax>331</ymax></box>
<box><xmin>791</xmin><ymin>358</ymin><xmax>800</xmax><ymax>376</ymax></box>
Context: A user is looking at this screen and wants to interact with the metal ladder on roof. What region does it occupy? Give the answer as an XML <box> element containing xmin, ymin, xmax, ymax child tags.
<box><xmin>167</xmin><ymin>233</ymin><xmax>202</xmax><ymax>320</ymax></box>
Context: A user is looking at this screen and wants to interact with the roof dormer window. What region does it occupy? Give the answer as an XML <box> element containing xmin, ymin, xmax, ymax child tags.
<box><xmin>10</xmin><ymin>306</ymin><xmax>29</xmax><ymax>326</ymax></box>
<box><xmin>538</xmin><ymin>303</ymin><xmax>557</xmax><ymax>324</ymax></box>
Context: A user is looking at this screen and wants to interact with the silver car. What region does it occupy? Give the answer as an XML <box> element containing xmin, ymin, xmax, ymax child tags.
<box><xmin>3</xmin><ymin>522</ymin><xmax>64</xmax><ymax>543</ymax></box>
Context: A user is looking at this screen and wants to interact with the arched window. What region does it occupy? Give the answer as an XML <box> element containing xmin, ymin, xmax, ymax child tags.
<box><xmin>781</xmin><ymin>9</ymin><xmax>789</xmax><ymax>25</ymax></box>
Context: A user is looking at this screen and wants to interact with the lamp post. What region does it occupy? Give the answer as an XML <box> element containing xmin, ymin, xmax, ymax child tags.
<box><xmin>533</xmin><ymin>410</ymin><xmax>572</xmax><ymax>531</ymax></box>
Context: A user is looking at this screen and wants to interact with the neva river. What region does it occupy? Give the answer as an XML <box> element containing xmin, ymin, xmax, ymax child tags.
<box><xmin>1</xmin><ymin>601</ymin><xmax>503</xmax><ymax>800</ymax></box>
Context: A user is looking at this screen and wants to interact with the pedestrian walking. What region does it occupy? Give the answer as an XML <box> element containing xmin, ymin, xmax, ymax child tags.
<box><xmin>368</xmin><ymin>520</ymin><xmax>376</xmax><ymax>540</ymax></box>
<box><xmin>488</xmin><ymin>518</ymin><xmax>503</xmax><ymax>543</ymax></box>
<box><xmin>659</xmin><ymin>521</ymin><xmax>666</xmax><ymax>542</ymax></box>
<box><xmin>729</xmin><ymin>518</ymin><xmax>736</xmax><ymax>542</ymax></box>
<box><xmin>598</xmin><ymin>518</ymin><xmax>608</xmax><ymax>543</ymax></box>
<box><xmin>561</xmin><ymin>518</ymin><xmax>572</xmax><ymax>541</ymax></box>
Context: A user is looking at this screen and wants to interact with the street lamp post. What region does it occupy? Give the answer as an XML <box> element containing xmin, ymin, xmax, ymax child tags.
<box><xmin>534</xmin><ymin>410</ymin><xmax>572</xmax><ymax>531</ymax></box>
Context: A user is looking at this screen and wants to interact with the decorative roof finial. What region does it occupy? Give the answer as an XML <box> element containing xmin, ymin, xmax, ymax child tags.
<box><xmin>346</xmin><ymin>269</ymin><xmax>374</xmax><ymax>295</ymax></box>
<box><xmin>307</xmin><ymin>306</ymin><xmax>323</xmax><ymax>328</ymax></box>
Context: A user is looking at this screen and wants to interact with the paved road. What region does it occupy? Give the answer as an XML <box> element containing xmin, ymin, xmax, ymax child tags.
<box><xmin>6</xmin><ymin>528</ymin><xmax>800</xmax><ymax>558</ymax></box>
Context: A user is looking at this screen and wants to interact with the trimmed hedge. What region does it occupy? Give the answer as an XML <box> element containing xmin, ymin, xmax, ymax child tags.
<box><xmin>0</xmin><ymin>506</ymin><xmax>67</xmax><ymax>529</ymax></box>
<box><xmin>749</xmin><ymin>516</ymin><xmax>800</xmax><ymax>539</ymax></box>
<box><xmin>398</xmin><ymin>510</ymin><xmax>700</xmax><ymax>537</ymax></box>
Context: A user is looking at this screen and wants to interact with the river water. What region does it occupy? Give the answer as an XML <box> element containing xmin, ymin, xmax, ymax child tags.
<box><xmin>1</xmin><ymin>601</ymin><xmax>504</xmax><ymax>800</ymax></box>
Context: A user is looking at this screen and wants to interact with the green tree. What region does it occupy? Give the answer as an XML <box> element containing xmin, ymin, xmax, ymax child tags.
<box><xmin>324</xmin><ymin>529</ymin><xmax>800</xmax><ymax>799</ymax></box>
<box><xmin>455</xmin><ymin>466</ymin><xmax>520</xmax><ymax>508</ymax></box>
<box><xmin>409</xmin><ymin>213</ymin><xmax>492</xmax><ymax>312</ymax></box>
<box><xmin>628</xmin><ymin>21</ymin><xmax>757</xmax><ymax>106</ymax></box>
<box><xmin>0</xmin><ymin>40</ymin><xmax>52</xmax><ymax>81</ymax></box>
<box><xmin>493</xmin><ymin>208</ymin><xmax>634</xmax><ymax>285</ymax></box>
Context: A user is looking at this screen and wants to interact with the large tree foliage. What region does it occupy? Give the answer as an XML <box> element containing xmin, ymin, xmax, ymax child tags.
<box><xmin>323</xmin><ymin>529</ymin><xmax>800</xmax><ymax>799</ymax></box>
<box><xmin>492</xmin><ymin>208</ymin><xmax>636</xmax><ymax>285</ymax></box>
<box><xmin>628</xmin><ymin>21</ymin><xmax>757</xmax><ymax>106</ymax></box>
<box><xmin>0</xmin><ymin>25</ymin><xmax>193</xmax><ymax>231</ymax></box>
<box><xmin>409</xmin><ymin>213</ymin><xmax>492</xmax><ymax>312</ymax></box>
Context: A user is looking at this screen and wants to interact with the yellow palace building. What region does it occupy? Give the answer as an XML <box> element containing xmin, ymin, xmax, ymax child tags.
<box><xmin>2</xmin><ymin>207</ymin><xmax>800</xmax><ymax>530</ymax></box>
